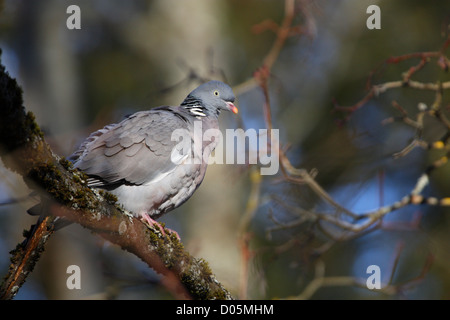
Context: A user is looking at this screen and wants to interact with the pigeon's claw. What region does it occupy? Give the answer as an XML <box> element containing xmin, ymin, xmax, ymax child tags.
<box><xmin>140</xmin><ymin>214</ymin><xmax>180</xmax><ymax>240</ymax></box>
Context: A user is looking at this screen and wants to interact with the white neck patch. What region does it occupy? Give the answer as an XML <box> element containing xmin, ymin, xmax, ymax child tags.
<box><xmin>186</xmin><ymin>105</ymin><xmax>206</xmax><ymax>117</ymax></box>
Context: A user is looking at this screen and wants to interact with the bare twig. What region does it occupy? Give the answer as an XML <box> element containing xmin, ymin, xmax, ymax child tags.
<box><xmin>290</xmin><ymin>251</ymin><xmax>433</xmax><ymax>300</ymax></box>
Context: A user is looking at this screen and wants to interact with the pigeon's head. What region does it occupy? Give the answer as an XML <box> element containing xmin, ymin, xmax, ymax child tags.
<box><xmin>181</xmin><ymin>80</ymin><xmax>238</xmax><ymax>117</ymax></box>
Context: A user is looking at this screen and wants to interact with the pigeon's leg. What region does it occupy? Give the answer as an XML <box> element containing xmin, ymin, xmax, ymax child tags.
<box><xmin>140</xmin><ymin>214</ymin><xmax>180</xmax><ymax>240</ymax></box>
<box><xmin>140</xmin><ymin>214</ymin><xmax>166</xmax><ymax>236</ymax></box>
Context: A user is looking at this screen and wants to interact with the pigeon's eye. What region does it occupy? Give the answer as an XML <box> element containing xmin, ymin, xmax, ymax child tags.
<box><xmin>214</xmin><ymin>90</ymin><xmax>219</xmax><ymax>96</ymax></box>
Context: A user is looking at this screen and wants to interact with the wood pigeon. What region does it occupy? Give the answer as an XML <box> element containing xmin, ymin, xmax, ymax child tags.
<box><xmin>68</xmin><ymin>80</ymin><xmax>238</xmax><ymax>234</ymax></box>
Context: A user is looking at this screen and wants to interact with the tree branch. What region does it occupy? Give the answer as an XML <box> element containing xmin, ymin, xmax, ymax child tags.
<box><xmin>0</xmin><ymin>50</ymin><xmax>232</xmax><ymax>300</ymax></box>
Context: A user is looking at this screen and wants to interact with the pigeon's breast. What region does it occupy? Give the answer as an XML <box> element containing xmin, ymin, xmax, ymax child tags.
<box><xmin>108</xmin><ymin>161</ymin><xmax>204</xmax><ymax>219</ymax></box>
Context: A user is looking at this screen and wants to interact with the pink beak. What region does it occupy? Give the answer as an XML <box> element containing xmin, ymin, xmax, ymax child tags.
<box><xmin>227</xmin><ymin>101</ymin><xmax>238</xmax><ymax>114</ymax></box>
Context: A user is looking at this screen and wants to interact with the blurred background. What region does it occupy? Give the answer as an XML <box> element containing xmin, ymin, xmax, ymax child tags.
<box><xmin>0</xmin><ymin>0</ymin><xmax>450</xmax><ymax>299</ymax></box>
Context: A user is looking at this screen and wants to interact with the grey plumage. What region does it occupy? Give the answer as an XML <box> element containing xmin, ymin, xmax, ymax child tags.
<box><xmin>68</xmin><ymin>80</ymin><xmax>237</xmax><ymax>222</ymax></box>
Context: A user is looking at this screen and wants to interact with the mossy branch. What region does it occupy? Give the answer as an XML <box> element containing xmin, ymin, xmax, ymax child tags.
<box><xmin>0</xmin><ymin>51</ymin><xmax>233</xmax><ymax>300</ymax></box>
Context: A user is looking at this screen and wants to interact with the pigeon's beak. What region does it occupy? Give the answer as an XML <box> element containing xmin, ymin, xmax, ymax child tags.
<box><xmin>227</xmin><ymin>101</ymin><xmax>238</xmax><ymax>114</ymax></box>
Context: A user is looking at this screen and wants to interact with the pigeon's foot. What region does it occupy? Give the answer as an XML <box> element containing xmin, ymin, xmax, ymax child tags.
<box><xmin>140</xmin><ymin>214</ymin><xmax>180</xmax><ymax>240</ymax></box>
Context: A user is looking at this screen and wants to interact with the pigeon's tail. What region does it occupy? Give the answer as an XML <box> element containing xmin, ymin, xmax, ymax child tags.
<box><xmin>27</xmin><ymin>200</ymin><xmax>72</xmax><ymax>231</ymax></box>
<box><xmin>27</xmin><ymin>203</ymin><xmax>42</xmax><ymax>216</ymax></box>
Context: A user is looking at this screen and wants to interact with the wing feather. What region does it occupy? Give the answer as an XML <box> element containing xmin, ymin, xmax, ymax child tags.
<box><xmin>70</xmin><ymin>108</ymin><xmax>192</xmax><ymax>187</ymax></box>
